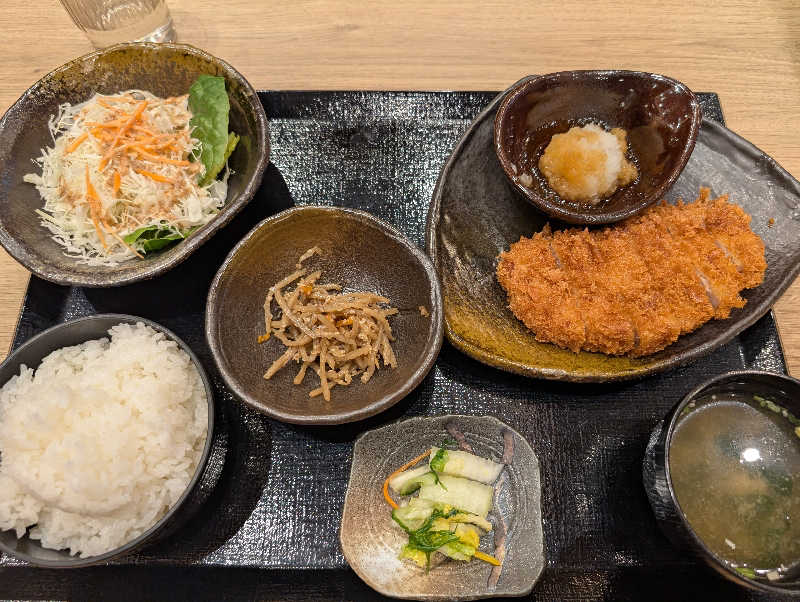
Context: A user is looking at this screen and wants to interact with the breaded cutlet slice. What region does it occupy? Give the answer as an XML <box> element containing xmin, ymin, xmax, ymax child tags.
<box><xmin>692</xmin><ymin>189</ymin><xmax>766</xmax><ymax>288</ymax></box>
<box><xmin>648</xmin><ymin>199</ymin><xmax>746</xmax><ymax>319</ymax></box>
<box><xmin>495</xmin><ymin>190</ymin><xmax>766</xmax><ymax>358</ymax></box>
<box><xmin>585</xmin><ymin>224</ymin><xmax>684</xmax><ymax>357</ymax></box>
<box><xmin>621</xmin><ymin>212</ymin><xmax>715</xmax><ymax>342</ymax></box>
<box><xmin>496</xmin><ymin>225</ymin><xmax>586</xmax><ymax>351</ymax></box>
<box><xmin>550</xmin><ymin>228</ymin><xmax>636</xmax><ymax>355</ymax></box>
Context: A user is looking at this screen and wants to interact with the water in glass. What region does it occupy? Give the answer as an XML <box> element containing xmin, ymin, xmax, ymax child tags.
<box><xmin>59</xmin><ymin>0</ymin><xmax>176</xmax><ymax>48</ymax></box>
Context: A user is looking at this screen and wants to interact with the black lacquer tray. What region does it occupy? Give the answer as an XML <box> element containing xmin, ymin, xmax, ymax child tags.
<box><xmin>0</xmin><ymin>91</ymin><xmax>787</xmax><ymax>601</ymax></box>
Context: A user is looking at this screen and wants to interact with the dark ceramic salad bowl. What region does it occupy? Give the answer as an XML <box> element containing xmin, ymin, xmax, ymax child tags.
<box><xmin>0</xmin><ymin>42</ymin><xmax>269</xmax><ymax>287</ymax></box>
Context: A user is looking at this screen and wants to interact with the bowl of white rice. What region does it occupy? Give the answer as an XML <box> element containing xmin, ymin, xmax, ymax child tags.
<box><xmin>0</xmin><ymin>314</ymin><xmax>214</xmax><ymax>567</ymax></box>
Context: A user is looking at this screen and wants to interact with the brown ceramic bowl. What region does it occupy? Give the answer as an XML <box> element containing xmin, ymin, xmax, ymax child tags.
<box><xmin>0</xmin><ymin>42</ymin><xmax>269</xmax><ymax>287</ymax></box>
<box><xmin>205</xmin><ymin>206</ymin><xmax>443</xmax><ymax>425</ymax></box>
<box><xmin>494</xmin><ymin>71</ymin><xmax>701</xmax><ymax>225</ymax></box>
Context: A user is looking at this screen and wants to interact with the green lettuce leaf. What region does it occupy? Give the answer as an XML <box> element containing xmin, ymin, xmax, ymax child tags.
<box><xmin>188</xmin><ymin>75</ymin><xmax>238</xmax><ymax>186</ymax></box>
<box><xmin>123</xmin><ymin>225</ymin><xmax>197</xmax><ymax>254</ymax></box>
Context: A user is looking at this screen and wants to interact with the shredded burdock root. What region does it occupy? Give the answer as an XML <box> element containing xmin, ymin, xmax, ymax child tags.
<box><xmin>259</xmin><ymin>247</ymin><xmax>399</xmax><ymax>401</ymax></box>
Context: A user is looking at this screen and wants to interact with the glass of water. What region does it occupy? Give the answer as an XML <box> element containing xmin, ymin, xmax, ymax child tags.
<box><xmin>59</xmin><ymin>0</ymin><xmax>176</xmax><ymax>48</ymax></box>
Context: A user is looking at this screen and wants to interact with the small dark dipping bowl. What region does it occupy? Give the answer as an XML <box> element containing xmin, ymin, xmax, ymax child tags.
<box><xmin>643</xmin><ymin>371</ymin><xmax>800</xmax><ymax>595</ymax></box>
<box><xmin>494</xmin><ymin>71</ymin><xmax>701</xmax><ymax>225</ymax></box>
<box><xmin>0</xmin><ymin>42</ymin><xmax>269</xmax><ymax>287</ymax></box>
<box><xmin>206</xmin><ymin>206</ymin><xmax>444</xmax><ymax>425</ymax></box>
<box><xmin>0</xmin><ymin>314</ymin><xmax>215</xmax><ymax>568</ymax></box>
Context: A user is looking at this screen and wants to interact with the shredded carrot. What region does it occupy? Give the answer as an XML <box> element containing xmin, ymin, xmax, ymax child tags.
<box><xmin>134</xmin><ymin>136</ymin><xmax>158</xmax><ymax>145</ymax></box>
<box><xmin>112</xmin><ymin>171</ymin><xmax>121</xmax><ymax>197</ymax></box>
<box><xmin>65</xmin><ymin>132</ymin><xmax>88</xmax><ymax>154</ymax></box>
<box><xmin>382</xmin><ymin>449</ymin><xmax>432</xmax><ymax>509</ymax></box>
<box><xmin>85</xmin><ymin>170</ymin><xmax>105</xmax><ymax>221</ymax></box>
<box><xmin>85</xmin><ymin>166</ymin><xmax>108</xmax><ymax>250</ymax></box>
<box><xmin>85</xmin><ymin>165</ymin><xmax>100</xmax><ymax>203</ymax></box>
<box><xmin>335</xmin><ymin>317</ymin><xmax>353</xmax><ymax>327</ymax></box>
<box><xmin>93</xmin><ymin>131</ymin><xmax>117</xmax><ymax>144</ymax></box>
<box><xmin>148</xmin><ymin>140</ymin><xmax>179</xmax><ymax>151</ymax></box>
<box><xmin>90</xmin><ymin>214</ymin><xmax>108</xmax><ymax>251</ymax></box>
<box><xmin>95</xmin><ymin>98</ymin><xmax>116</xmax><ymax>110</ymax></box>
<box><xmin>86</xmin><ymin>119</ymin><xmax>129</xmax><ymax>128</ymax></box>
<box><xmin>132</xmin><ymin>125</ymin><xmax>160</xmax><ymax>138</ymax></box>
<box><xmin>135</xmin><ymin>169</ymin><xmax>173</xmax><ymax>183</ymax></box>
<box><xmin>473</xmin><ymin>551</ymin><xmax>501</xmax><ymax>566</ymax></box>
<box><xmin>108</xmin><ymin>229</ymin><xmax>144</xmax><ymax>259</ymax></box>
<box><xmin>99</xmin><ymin>100</ymin><xmax>148</xmax><ymax>170</ymax></box>
<box><xmin>257</xmin><ymin>334</ymin><xmax>271</xmax><ymax>343</ymax></box>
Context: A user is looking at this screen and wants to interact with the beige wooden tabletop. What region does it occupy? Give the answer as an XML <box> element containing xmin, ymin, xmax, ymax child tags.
<box><xmin>1</xmin><ymin>0</ymin><xmax>799</xmax><ymax>371</ymax></box>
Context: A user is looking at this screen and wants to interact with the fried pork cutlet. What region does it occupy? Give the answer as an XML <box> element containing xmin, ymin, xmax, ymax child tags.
<box><xmin>496</xmin><ymin>189</ymin><xmax>767</xmax><ymax>357</ymax></box>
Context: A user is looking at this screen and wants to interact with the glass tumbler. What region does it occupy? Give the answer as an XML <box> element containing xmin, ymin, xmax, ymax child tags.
<box><xmin>59</xmin><ymin>0</ymin><xmax>176</xmax><ymax>48</ymax></box>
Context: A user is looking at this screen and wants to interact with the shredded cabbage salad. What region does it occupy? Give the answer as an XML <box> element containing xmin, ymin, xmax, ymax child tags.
<box><xmin>24</xmin><ymin>89</ymin><xmax>230</xmax><ymax>266</ymax></box>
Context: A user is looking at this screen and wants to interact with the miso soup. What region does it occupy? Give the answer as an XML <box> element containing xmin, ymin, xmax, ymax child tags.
<box><xmin>669</xmin><ymin>392</ymin><xmax>800</xmax><ymax>581</ymax></box>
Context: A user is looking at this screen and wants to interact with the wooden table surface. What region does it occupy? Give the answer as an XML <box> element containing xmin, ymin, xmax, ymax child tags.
<box><xmin>2</xmin><ymin>0</ymin><xmax>799</xmax><ymax>371</ymax></box>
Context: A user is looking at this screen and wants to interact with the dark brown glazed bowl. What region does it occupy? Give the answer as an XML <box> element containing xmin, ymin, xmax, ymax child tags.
<box><xmin>205</xmin><ymin>206</ymin><xmax>443</xmax><ymax>425</ymax></box>
<box><xmin>0</xmin><ymin>42</ymin><xmax>269</xmax><ymax>287</ymax></box>
<box><xmin>494</xmin><ymin>71</ymin><xmax>701</xmax><ymax>225</ymax></box>
<box><xmin>0</xmin><ymin>314</ymin><xmax>215</xmax><ymax>568</ymax></box>
<box><xmin>643</xmin><ymin>371</ymin><xmax>800</xmax><ymax>595</ymax></box>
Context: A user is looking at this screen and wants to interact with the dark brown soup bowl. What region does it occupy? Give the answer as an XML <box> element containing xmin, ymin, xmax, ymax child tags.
<box><xmin>206</xmin><ymin>206</ymin><xmax>443</xmax><ymax>425</ymax></box>
<box><xmin>643</xmin><ymin>370</ymin><xmax>800</xmax><ymax>595</ymax></box>
<box><xmin>0</xmin><ymin>42</ymin><xmax>269</xmax><ymax>287</ymax></box>
<box><xmin>494</xmin><ymin>71</ymin><xmax>701</xmax><ymax>225</ymax></box>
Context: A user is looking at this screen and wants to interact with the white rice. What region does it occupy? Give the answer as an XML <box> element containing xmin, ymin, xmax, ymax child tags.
<box><xmin>0</xmin><ymin>322</ymin><xmax>208</xmax><ymax>558</ymax></box>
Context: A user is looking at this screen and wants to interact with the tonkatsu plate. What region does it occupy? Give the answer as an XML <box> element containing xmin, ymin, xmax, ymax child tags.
<box><xmin>426</xmin><ymin>75</ymin><xmax>800</xmax><ymax>382</ymax></box>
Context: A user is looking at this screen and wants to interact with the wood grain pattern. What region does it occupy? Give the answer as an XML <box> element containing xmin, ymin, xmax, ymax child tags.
<box><xmin>2</xmin><ymin>0</ymin><xmax>799</xmax><ymax>371</ymax></box>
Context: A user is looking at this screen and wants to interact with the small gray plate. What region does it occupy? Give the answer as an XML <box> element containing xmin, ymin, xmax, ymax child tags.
<box><xmin>340</xmin><ymin>415</ymin><xmax>544</xmax><ymax>600</ymax></box>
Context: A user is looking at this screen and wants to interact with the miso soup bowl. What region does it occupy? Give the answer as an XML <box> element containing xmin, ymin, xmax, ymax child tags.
<box><xmin>643</xmin><ymin>370</ymin><xmax>800</xmax><ymax>595</ymax></box>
